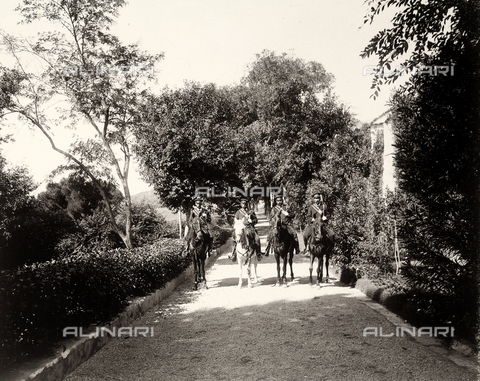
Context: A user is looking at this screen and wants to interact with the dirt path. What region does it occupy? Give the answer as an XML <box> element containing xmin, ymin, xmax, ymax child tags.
<box><xmin>65</xmin><ymin>207</ymin><xmax>478</xmax><ymax>381</ymax></box>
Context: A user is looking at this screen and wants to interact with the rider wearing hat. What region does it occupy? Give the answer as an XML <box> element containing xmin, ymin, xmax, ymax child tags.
<box><xmin>265</xmin><ymin>195</ymin><xmax>300</xmax><ymax>256</ymax></box>
<box><xmin>229</xmin><ymin>196</ymin><xmax>261</xmax><ymax>262</ymax></box>
<box><xmin>188</xmin><ymin>196</ymin><xmax>213</xmax><ymax>257</ymax></box>
<box><xmin>301</xmin><ymin>192</ymin><xmax>335</xmax><ymax>256</ymax></box>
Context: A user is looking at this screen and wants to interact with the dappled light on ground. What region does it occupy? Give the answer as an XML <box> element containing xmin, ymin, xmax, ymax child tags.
<box><xmin>174</xmin><ymin>252</ymin><xmax>363</xmax><ymax>315</ymax></box>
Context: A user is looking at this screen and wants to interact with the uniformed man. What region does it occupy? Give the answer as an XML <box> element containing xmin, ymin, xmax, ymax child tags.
<box><xmin>264</xmin><ymin>195</ymin><xmax>299</xmax><ymax>256</ymax></box>
<box><xmin>229</xmin><ymin>197</ymin><xmax>261</xmax><ymax>262</ymax></box>
<box><xmin>187</xmin><ymin>196</ymin><xmax>213</xmax><ymax>257</ymax></box>
<box><xmin>302</xmin><ymin>192</ymin><xmax>335</xmax><ymax>256</ymax></box>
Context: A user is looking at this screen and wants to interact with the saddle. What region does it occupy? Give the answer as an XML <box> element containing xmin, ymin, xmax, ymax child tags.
<box><xmin>312</xmin><ymin>218</ymin><xmax>334</xmax><ymax>245</ymax></box>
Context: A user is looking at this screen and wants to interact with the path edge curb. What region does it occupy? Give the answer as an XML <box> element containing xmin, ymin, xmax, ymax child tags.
<box><xmin>19</xmin><ymin>239</ymin><xmax>232</xmax><ymax>381</ymax></box>
<box><xmin>333</xmin><ymin>267</ymin><xmax>478</xmax><ymax>372</ymax></box>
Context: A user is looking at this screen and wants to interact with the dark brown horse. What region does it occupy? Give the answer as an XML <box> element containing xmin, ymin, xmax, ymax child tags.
<box><xmin>308</xmin><ymin>215</ymin><xmax>334</xmax><ymax>286</ymax></box>
<box><xmin>272</xmin><ymin>218</ymin><xmax>295</xmax><ymax>286</ymax></box>
<box><xmin>185</xmin><ymin>225</ymin><xmax>208</xmax><ymax>290</ymax></box>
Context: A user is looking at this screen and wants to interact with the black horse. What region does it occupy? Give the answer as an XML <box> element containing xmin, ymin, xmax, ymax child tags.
<box><xmin>185</xmin><ymin>225</ymin><xmax>208</xmax><ymax>290</ymax></box>
<box><xmin>308</xmin><ymin>215</ymin><xmax>334</xmax><ymax>286</ymax></box>
<box><xmin>272</xmin><ymin>217</ymin><xmax>295</xmax><ymax>286</ymax></box>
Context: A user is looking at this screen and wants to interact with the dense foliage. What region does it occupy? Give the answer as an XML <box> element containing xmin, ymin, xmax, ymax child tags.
<box><xmin>0</xmin><ymin>163</ymin><xmax>185</xmax><ymax>270</ymax></box>
<box><xmin>306</xmin><ymin>123</ymin><xmax>397</xmax><ymax>280</ymax></box>
<box><xmin>135</xmin><ymin>82</ymin><xmax>242</xmax><ymax>217</ymax></box>
<box><xmin>0</xmin><ymin>0</ymin><xmax>163</xmax><ymax>248</ymax></box>
<box><xmin>135</xmin><ymin>51</ymin><xmax>353</xmax><ymax>221</ymax></box>
<box><xmin>0</xmin><ymin>155</ymin><xmax>77</xmax><ymax>269</ymax></box>
<box><xmin>238</xmin><ymin>51</ymin><xmax>351</xmax><ymax>215</ymax></box>
<box><xmin>390</xmin><ymin>66</ymin><xmax>479</xmax><ymax>340</ymax></box>
<box><xmin>0</xmin><ymin>0</ymin><xmax>476</xmax><ymax>365</ymax></box>
<box><xmin>0</xmin><ymin>239</ymin><xmax>189</xmax><ymax>366</ymax></box>
<box><xmin>362</xmin><ymin>0</ymin><xmax>480</xmax><ymax>342</ymax></box>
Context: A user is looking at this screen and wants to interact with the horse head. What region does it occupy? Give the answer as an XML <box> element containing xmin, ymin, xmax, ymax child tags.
<box><xmin>312</xmin><ymin>215</ymin><xmax>325</xmax><ymax>243</ymax></box>
<box><xmin>234</xmin><ymin>219</ymin><xmax>248</xmax><ymax>248</ymax></box>
<box><xmin>185</xmin><ymin>222</ymin><xmax>204</xmax><ymax>250</ymax></box>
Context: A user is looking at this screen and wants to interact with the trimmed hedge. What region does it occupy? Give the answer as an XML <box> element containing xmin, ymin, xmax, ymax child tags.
<box><xmin>0</xmin><ymin>238</ymin><xmax>189</xmax><ymax>366</ymax></box>
<box><xmin>211</xmin><ymin>224</ymin><xmax>233</xmax><ymax>249</ymax></box>
<box><xmin>0</xmin><ymin>221</ymin><xmax>233</xmax><ymax>368</ymax></box>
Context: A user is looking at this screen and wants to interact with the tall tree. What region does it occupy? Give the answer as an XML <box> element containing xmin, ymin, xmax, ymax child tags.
<box><xmin>134</xmin><ymin>82</ymin><xmax>242</xmax><ymax>217</ymax></box>
<box><xmin>361</xmin><ymin>0</ymin><xmax>479</xmax><ymax>97</ymax></box>
<box><xmin>240</xmin><ymin>51</ymin><xmax>351</xmax><ymax>214</ymax></box>
<box><xmin>362</xmin><ymin>0</ymin><xmax>480</xmax><ymax>341</ymax></box>
<box><xmin>0</xmin><ymin>0</ymin><xmax>162</xmax><ymax>248</ymax></box>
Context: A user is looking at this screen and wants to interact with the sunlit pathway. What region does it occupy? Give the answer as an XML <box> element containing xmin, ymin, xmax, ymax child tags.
<box><xmin>65</xmin><ymin>204</ymin><xmax>478</xmax><ymax>381</ymax></box>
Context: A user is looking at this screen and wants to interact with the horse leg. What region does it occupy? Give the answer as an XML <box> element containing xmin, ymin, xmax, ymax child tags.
<box><xmin>324</xmin><ymin>251</ymin><xmax>330</xmax><ymax>283</ymax></box>
<box><xmin>275</xmin><ymin>252</ymin><xmax>281</xmax><ymax>286</ymax></box>
<box><xmin>288</xmin><ymin>246</ymin><xmax>294</xmax><ymax>281</ymax></box>
<box><xmin>192</xmin><ymin>253</ymin><xmax>199</xmax><ymax>290</ymax></box>
<box><xmin>324</xmin><ymin>242</ymin><xmax>333</xmax><ymax>283</ymax></box>
<box><xmin>252</xmin><ymin>252</ymin><xmax>258</xmax><ymax>283</ymax></box>
<box><xmin>317</xmin><ymin>253</ymin><xmax>323</xmax><ymax>285</ymax></box>
<box><xmin>309</xmin><ymin>251</ymin><xmax>315</xmax><ymax>285</ymax></box>
<box><xmin>282</xmin><ymin>252</ymin><xmax>288</xmax><ymax>287</ymax></box>
<box><xmin>246</xmin><ymin>257</ymin><xmax>252</xmax><ymax>288</ymax></box>
<box><xmin>237</xmin><ymin>257</ymin><xmax>243</xmax><ymax>288</ymax></box>
<box><xmin>201</xmin><ymin>257</ymin><xmax>207</xmax><ymax>289</ymax></box>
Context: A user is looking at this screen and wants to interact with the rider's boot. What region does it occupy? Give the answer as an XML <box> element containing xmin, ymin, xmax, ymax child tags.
<box><xmin>302</xmin><ymin>238</ymin><xmax>311</xmax><ymax>256</ymax></box>
<box><xmin>181</xmin><ymin>241</ymin><xmax>189</xmax><ymax>257</ymax></box>
<box><xmin>264</xmin><ymin>240</ymin><xmax>271</xmax><ymax>257</ymax></box>
<box><xmin>294</xmin><ymin>240</ymin><xmax>300</xmax><ymax>255</ymax></box>
<box><xmin>228</xmin><ymin>243</ymin><xmax>237</xmax><ymax>262</ymax></box>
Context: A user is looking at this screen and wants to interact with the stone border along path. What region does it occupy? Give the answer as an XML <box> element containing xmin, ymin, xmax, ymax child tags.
<box><xmin>9</xmin><ymin>202</ymin><xmax>479</xmax><ymax>380</ymax></box>
<box><xmin>4</xmin><ymin>240</ymin><xmax>231</xmax><ymax>381</ymax></box>
<box><xmin>246</xmin><ymin>203</ymin><xmax>477</xmax><ymax>373</ymax></box>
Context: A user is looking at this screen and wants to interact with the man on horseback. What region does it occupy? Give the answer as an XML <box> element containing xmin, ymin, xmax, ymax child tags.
<box><xmin>264</xmin><ymin>195</ymin><xmax>300</xmax><ymax>256</ymax></box>
<box><xmin>187</xmin><ymin>196</ymin><xmax>214</xmax><ymax>257</ymax></box>
<box><xmin>229</xmin><ymin>196</ymin><xmax>262</xmax><ymax>262</ymax></box>
<box><xmin>301</xmin><ymin>192</ymin><xmax>335</xmax><ymax>256</ymax></box>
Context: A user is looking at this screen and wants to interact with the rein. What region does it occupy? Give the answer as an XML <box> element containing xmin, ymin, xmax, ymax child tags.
<box><xmin>311</xmin><ymin>218</ymin><xmax>327</xmax><ymax>246</ymax></box>
<box><xmin>186</xmin><ymin>224</ymin><xmax>204</xmax><ymax>255</ymax></box>
<box><xmin>274</xmin><ymin>219</ymin><xmax>288</xmax><ymax>241</ymax></box>
<box><xmin>235</xmin><ymin>226</ymin><xmax>254</xmax><ymax>259</ymax></box>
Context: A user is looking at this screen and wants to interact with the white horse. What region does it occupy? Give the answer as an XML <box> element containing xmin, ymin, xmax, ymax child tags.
<box><xmin>233</xmin><ymin>219</ymin><xmax>258</xmax><ymax>288</ymax></box>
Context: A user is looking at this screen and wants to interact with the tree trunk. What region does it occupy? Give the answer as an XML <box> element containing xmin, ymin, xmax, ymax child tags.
<box><xmin>178</xmin><ymin>211</ymin><xmax>182</xmax><ymax>238</ymax></box>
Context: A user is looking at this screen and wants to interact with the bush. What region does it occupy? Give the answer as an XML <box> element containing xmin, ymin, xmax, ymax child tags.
<box><xmin>57</xmin><ymin>203</ymin><xmax>180</xmax><ymax>257</ymax></box>
<box><xmin>210</xmin><ymin>216</ymin><xmax>233</xmax><ymax>248</ymax></box>
<box><xmin>329</xmin><ymin>175</ymin><xmax>397</xmax><ymax>281</ymax></box>
<box><xmin>126</xmin><ymin>203</ymin><xmax>180</xmax><ymax>245</ymax></box>
<box><xmin>0</xmin><ymin>238</ymin><xmax>189</xmax><ymax>367</ymax></box>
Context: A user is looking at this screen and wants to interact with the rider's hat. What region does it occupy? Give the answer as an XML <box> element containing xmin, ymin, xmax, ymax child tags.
<box><xmin>313</xmin><ymin>192</ymin><xmax>322</xmax><ymax>199</ymax></box>
<box><xmin>274</xmin><ymin>195</ymin><xmax>283</xmax><ymax>200</ymax></box>
<box><xmin>193</xmin><ymin>195</ymin><xmax>203</xmax><ymax>202</ymax></box>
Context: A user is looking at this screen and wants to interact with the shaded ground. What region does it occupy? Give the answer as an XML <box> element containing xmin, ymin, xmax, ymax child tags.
<box><xmin>64</xmin><ymin>209</ymin><xmax>478</xmax><ymax>381</ymax></box>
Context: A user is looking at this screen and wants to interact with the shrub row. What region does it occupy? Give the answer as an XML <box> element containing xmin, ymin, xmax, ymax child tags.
<box><xmin>0</xmin><ymin>222</ymin><xmax>233</xmax><ymax>368</ymax></box>
<box><xmin>0</xmin><ymin>238</ymin><xmax>189</xmax><ymax>365</ymax></box>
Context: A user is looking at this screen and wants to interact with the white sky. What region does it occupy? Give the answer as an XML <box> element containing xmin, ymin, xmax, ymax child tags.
<box><xmin>0</xmin><ymin>0</ymin><xmax>400</xmax><ymax>195</ymax></box>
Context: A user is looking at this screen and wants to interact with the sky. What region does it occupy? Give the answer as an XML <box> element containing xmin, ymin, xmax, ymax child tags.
<box><xmin>0</xmin><ymin>0</ymin><xmax>400</xmax><ymax>195</ymax></box>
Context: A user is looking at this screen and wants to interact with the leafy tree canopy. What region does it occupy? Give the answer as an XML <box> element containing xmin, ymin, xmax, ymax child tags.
<box><xmin>135</xmin><ymin>82</ymin><xmax>242</xmax><ymax>214</ymax></box>
<box><xmin>1</xmin><ymin>0</ymin><xmax>163</xmax><ymax>248</ymax></box>
<box><xmin>361</xmin><ymin>0</ymin><xmax>480</xmax><ymax>97</ymax></box>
